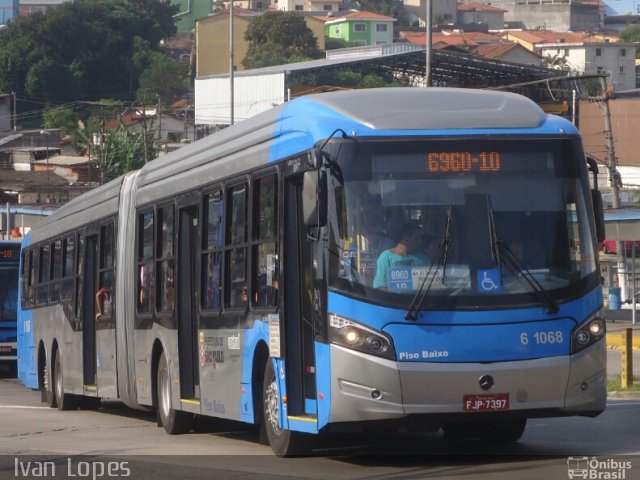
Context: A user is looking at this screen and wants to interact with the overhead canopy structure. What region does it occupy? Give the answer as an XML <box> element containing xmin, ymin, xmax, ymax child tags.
<box><xmin>197</xmin><ymin>45</ymin><xmax>591</xmax><ymax>125</ymax></box>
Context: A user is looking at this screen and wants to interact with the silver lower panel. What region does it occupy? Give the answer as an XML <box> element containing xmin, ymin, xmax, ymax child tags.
<box><xmin>329</xmin><ymin>339</ymin><xmax>606</xmax><ymax>424</ymax></box>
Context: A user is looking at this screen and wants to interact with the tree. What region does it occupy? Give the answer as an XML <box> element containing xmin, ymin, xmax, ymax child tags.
<box><xmin>243</xmin><ymin>12</ymin><xmax>322</xmax><ymax>69</ymax></box>
<box><xmin>75</xmin><ymin>119</ymin><xmax>154</xmax><ymax>184</ymax></box>
<box><xmin>137</xmin><ymin>52</ymin><xmax>189</xmax><ymax>104</ymax></box>
<box><xmin>0</xmin><ymin>0</ymin><xmax>179</xmax><ymax>106</ymax></box>
<box><xmin>541</xmin><ymin>54</ymin><xmax>570</xmax><ymax>70</ymax></box>
<box><xmin>42</xmin><ymin>106</ymin><xmax>78</xmax><ymax>135</ymax></box>
<box><xmin>619</xmin><ymin>25</ymin><xmax>640</xmax><ymax>58</ymax></box>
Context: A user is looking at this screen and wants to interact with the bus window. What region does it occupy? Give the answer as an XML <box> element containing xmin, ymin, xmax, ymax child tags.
<box><xmin>37</xmin><ymin>245</ymin><xmax>50</xmax><ymax>305</ymax></box>
<box><xmin>50</xmin><ymin>240</ymin><xmax>62</xmax><ymax>303</ymax></box>
<box><xmin>156</xmin><ymin>206</ymin><xmax>175</xmax><ymax>314</ymax></box>
<box><xmin>99</xmin><ymin>223</ymin><xmax>115</xmax><ymax>318</ymax></box>
<box><xmin>226</xmin><ymin>184</ymin><xmax>248</xmax><ymax>309</ymax></box>
<box><xmin>252</xmin><ymin>174</ymin><xmax>278</xmax><ymax>307</ymax></box>
<box><xmin>202</xmin><ymin>191</ymin><xmax>223</xmax><ymax>311</ymax></box>
<box><xmin>137</xmin><ymin>211</ymin><xmax>154</xmax><ymax>313</ymax></box>
<box><xmin>61</xmin><ymin>234</ymin><xmax>75</xmax><ymax>301</ymax></box>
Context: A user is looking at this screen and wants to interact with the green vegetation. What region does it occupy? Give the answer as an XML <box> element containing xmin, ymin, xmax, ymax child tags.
<box><xmin>619</xmin><ymin>25</ymin><xmax>640</xmax><ymax>58</ymax></box>
<box><xmin>608</xmin><ymin>376</ymin><xmax>640</xmax><ymax>392</ymax></box>
<box><xmin>0</xmin><ymin>0</ymin><xmax>181</xmax><ymax>107</ymax></box>
<box><xmin>243</xmin><ymin>12</ymin><xmax>323</xmax><ymax>69</ymax></box>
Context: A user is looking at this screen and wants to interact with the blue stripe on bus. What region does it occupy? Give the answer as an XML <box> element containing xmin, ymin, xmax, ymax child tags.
<box><xmin>327</xmin><ymin>287</ymin><xmax>602</xmax><ymax>363</ymax></box>
<box><xmin>17</xmin><ymin>232</ymin><xmax>38</xmax><ymax>389</ymax></box>
<box><xmin>268</xmin><ymin>99</ymin><xmax>579</xmax><ymax>163</ymax></box>
<box><xmin>240</xmin><ymin>318</ymin><xmax>270</xmax><ymax>423</ymax></box>
<box><xmin>314</xmin><ymin>341</ymin><xmax>331</xmax><ymax>429</ymax></box>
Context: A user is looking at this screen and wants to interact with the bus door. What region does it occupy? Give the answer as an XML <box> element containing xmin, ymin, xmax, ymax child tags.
<box><xmin>81</xmin><ymin>233</ymin><xmax>98</xmax><ymax>388</ymax></box>
<box><xmin>177</xmin><ymin>202</ymin><xmax>199</xmax><ymax>401</ymax></box>
<box><xmin>283</xmin><ymin>177</ymin><xmax>317</xmax><ymax>419</ymax></box>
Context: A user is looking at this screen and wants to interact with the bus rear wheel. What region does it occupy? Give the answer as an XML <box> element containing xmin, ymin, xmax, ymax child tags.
<box><xmin>262</xmin><ymin>359</ymin><xmax>311</xmax><ymax>457</ymax></box>
<box><xmin>53</xmin><ymin>349</ymin><xmax>78</xmax><ymax>411</ymax></box>
<box><xmin>157</xmin><ymin>351</ymin><xmax>192</xmax><ymax>435</ymax></box>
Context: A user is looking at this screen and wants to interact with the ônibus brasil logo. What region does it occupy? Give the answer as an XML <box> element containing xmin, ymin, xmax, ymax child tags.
<box><xmin>567</xmin><ymin>457</ymin><xmax>633</xmax><ymax>479</ymax></box>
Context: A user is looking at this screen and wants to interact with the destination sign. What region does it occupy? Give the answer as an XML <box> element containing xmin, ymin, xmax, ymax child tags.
<box><xmin>0</xmin><ymin>245</ymin><xmax>20</xmax><ymax>262</ymax></box>
<box><xmin>427</xmin><ymin>151</ymin><xmax>501</xmax><ymax>173</ymax></box>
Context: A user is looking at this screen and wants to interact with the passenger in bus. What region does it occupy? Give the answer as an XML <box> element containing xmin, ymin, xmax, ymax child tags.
<box><xmin>95</xmin><ymin>281</ymin><xmax>112</xmax><ymax>320</ymax></box>
<box><xmin>373</xmin><ymin>222</ymin><xmax>431</xmax><ymax>290</ymax></box>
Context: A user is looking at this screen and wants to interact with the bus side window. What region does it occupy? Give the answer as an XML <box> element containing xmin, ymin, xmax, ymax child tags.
<box><xmin>37</xmin><ymin>244</ymin><xmax>50</xmax><ymax>306</ymax></box>
<box><xmin>226</xmin><ymin>183</ymin><xmax>248</xmax><ymax>309</ymax></box>
<box><xmin>137</xmin><ymin>210</ymin><xmax>155</xmax><ymax>313</ymax></box>
<box><xmin>50</xmin><ymin>239</ymin><xmax>62</xmax><ymax>303</ymax></box>
<box><xmin>252</xmin><ymin>174</ymin><xmax>278</xmax><ymax>308</ymax></box>
<box><xmin>61</xmin><ymin>234</ymin><xmax>75</xmax><ymax>301</ymax></box>
<box><xmin>156</xmin><ymin>206</ymin><xmax>174</xmax><ymax>314</ymax></box>
<box><xmin>202</xmin><ymin>190</ymin><xmax>223</xmax><ymax>312</ymax></box>
<box><xmin>99</xmin><ymin>222</ymin><xmax>115</xmax><ymax>318</ymax></box>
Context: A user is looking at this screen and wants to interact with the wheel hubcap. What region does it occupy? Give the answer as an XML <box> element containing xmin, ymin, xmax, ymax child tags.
<box><xmin>159</xmin><ymin>364</ymin><xmax>171</xmax><ymax>418</ymax></box>
<box><xmin>265</xmin><ymin>377</ymin><xmax>282</xmax><ymax>435</ymax></box>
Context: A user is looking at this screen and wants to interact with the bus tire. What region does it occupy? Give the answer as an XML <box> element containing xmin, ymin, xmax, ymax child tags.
<box><xmin>262</xmin><ymin>359</ymin><xmax>311</xmax><ymax>457</ymax></box>
<box><xmin>41</xmin><ymin>352</ymin><xmax>56</xmax><ymax>408</ymax></box>
<box><xmin>157</xmin><ymin>351</ymin><xmax>192</xmax><ymax>435</ymax></box>
<box><xmin>479</xmin><ymin>418</ymin><xmax>526</xmax><ymax>443</ymax></box>
<box><xmin>53</xmin><ymin>349</ymin><xmax>78</xmax><ymax>411</ymax></box>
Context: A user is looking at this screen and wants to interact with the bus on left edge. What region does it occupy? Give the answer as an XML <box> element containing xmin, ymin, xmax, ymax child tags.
<box><xmin>0</xmin><ymin>240</ymin><xmax>20</xmax><ymax>375</ymax></box>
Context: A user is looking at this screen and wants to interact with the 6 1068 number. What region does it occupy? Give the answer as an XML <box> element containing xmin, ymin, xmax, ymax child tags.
<box><xmin>520</xmin><ymin>331</ymin><xmax>564</xmax><ymax>345</ymax></box>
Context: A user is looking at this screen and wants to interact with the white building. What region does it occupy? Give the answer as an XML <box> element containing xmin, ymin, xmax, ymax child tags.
<box><xmin>274</xmin><ymin>0</ymin><xmax>341</xmax><ymax>12</ymax></box>
<box><xmin>538</xmin><ymin>41</ymin><xmax>638</xmax><ymax>92</ymax></box>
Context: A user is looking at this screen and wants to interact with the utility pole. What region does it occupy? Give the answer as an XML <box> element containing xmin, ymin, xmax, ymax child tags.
<box><xmin>229</xmin><ymin>1</ymin><xmax>235</xmax><ymax>125</ymax></box>
<box><xmin>12</xmin><ymin>92</ymin><xmax>16</xmax><ymax>131</ymax></box>
<box><xmin>425</xmin><ymin>0</ymin><xmax>432</xmax><ymax>87</ymax></box>
<box><xmin>599</xmin><ymin>75</ymin><xmax>628</xmax><ymax>304</ymax></box>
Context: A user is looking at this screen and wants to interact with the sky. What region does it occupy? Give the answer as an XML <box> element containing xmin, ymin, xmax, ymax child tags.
<box><xmin>605</xmin><ymin>0</ymin><xmax>640</xmax><ymax>15</ymax></box>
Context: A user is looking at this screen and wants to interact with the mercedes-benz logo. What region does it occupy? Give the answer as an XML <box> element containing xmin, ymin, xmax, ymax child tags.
<box><xmin>479</xmin><ymin>375</ymin><xmax>494</xmax><ymax>391</ymax></box>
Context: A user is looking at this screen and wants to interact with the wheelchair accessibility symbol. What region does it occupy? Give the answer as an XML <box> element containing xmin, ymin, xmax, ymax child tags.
<box><xmin>477</xmin><ymin>269</ymin><xmax>501</xmax><ymax>293</ymax></box>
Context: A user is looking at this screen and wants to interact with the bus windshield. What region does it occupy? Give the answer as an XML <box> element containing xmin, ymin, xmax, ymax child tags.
<box><xmin>328</xmin><ymin>137</ymin><xmax>598</xmax><ymax>309</ymax></box>
<box><xmin>0</xmin><ymin>266</ymin><xmax>18</xmax><ymax>323</ymax></box>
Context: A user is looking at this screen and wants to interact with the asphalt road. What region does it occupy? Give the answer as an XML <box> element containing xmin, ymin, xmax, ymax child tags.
<box><xmin>1</xmin><ymin>372</ymin><xmax>639</xmax><ymax>480</ymax></box>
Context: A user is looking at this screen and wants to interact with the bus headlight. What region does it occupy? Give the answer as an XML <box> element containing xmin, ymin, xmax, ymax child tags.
<box><xmin>329</xmin><ymin>314</ymin><xmax>396</xmax><ymax>360</ymax></box>
<box><xmin>571</xmin><ymin>309</ymin><xmax>606</xmax><ymax>353</ymax></box>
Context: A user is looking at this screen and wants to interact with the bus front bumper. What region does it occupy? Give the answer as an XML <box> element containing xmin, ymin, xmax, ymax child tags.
<box><xmin>328</xmin><ymin>340</ymin><xmax>606</xmax><ymax>425</ymax></box>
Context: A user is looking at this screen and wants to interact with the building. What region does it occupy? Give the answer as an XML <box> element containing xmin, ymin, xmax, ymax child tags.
<box><xmin>274</xmin><ymin>0</ymin><xmax>340</xmax><ymax>12</ymax></box>
<box><xmin>471</xmin><ymin>42</ymin><xmax>541</xmax><ymax>65</ymax></box>
<box><xmin>19</xmin><ymin>0</ymin><xmax>65</xmax><ymax>15</ymax></box>
<box><xmin>0</xmin><ymin>0</ymin><xmax>18</xmax><ymax>23</ymax></box>
<box><xmin>403</xmin><ymin>0</ymin><xmax>458</xmax><ymax>27</ymax></box>
<box><xmin>488</xmin><ymin>0</ymin><xmax>600</xmax><ymax>31</ymax></box>
<box><xmin>325</xmin><ymin>11</ymin><xmax>394</xmax><ymax>46</ymax></box>
<box><xmin>580</xmin><ymin>90</ymin><xmax>640</xmax><ymax>174</ymax></box>
<box><xmin>457</xmin><ymin>1</ymin><xmax>508</xmax><ymax>30</ymax></box>
<box><xmin>195</xmin><ymin>9</ymin><xmax>326</xmax><ymax>77</ymax></box>
<box><xmin>538</xmin><ymin>41</ymin><xmax>637</xmax><ymax>91</ymax></box>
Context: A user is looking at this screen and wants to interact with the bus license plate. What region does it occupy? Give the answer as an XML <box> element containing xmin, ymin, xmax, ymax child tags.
<box><xmin>463</xmin><ymin>394</ymin><xmax>509</xmax><ymax>412</ymax></box>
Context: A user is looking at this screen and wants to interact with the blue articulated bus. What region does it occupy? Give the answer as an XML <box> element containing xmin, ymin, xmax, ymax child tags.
<box><xmin>0</xmin><ymin>240</ymin><xmax>20</xmax><ymax>375</ymax></box>
<box><xmin>17</xmin><ymin>87</ymin><xmax>607</xmax><ymax>456</ymax></box>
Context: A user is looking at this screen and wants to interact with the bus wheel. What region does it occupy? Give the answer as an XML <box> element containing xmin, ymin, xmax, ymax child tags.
<box><xmin>479</xmin><ymin>418</ymin><xmax>527</xmax><ymax>443</ymax></box>
<box><xmin>40</xmin><ymin>352</ymin><xmax>56</xmax><ymax>407</ymax></box>
<box><xmin>157</xmin><ymin>351</ymin><xmax>192</xmax><ymax>435</ymax></box>
<box><xmin>53</xmin><ymin>349</ymin><xmax>78</xmax><ymax>411</ymax></box>
<box><xmin>262</xmin><ymin>359</ymin><xmax>310</xmax><ymax>457</ymax></box>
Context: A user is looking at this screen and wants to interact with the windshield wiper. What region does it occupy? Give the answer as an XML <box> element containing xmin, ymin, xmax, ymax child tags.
<box><xmin>405</xmin><ymin>206</ymin><xmax>453</xmax><ymax>321</ymax></box>
<box><xmin>486</xmin><ymin>203</ymin><xmax>559</xmax><ymax>315</ymax></box>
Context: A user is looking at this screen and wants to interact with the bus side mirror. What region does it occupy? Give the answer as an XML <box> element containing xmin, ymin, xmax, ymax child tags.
<box><xmin>592</xmin><ymin>189</ymin><xmax>605</xmax><ymax>243</ymax></box>
<box><xmin>302</xmin><ymin>170</ymin><xmax>327</xmax><ymax>228</ymax></box>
